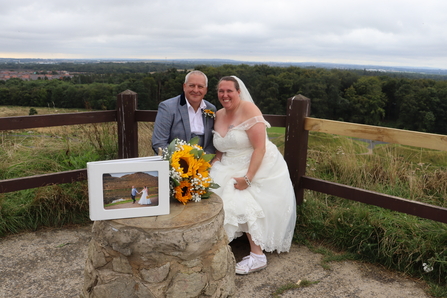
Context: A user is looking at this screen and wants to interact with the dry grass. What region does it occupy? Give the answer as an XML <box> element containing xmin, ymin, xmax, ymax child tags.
<box><xmin>0</xmin><ymin>105</ymin><xmax>91</xmax><ymax>136</ymax></box>
<box><xmin>138</xmin><ymin>122</ymin><xmax>156</xmax><ymax>157</ymax></box>
<box><xmin>0</xmin><ymin>107</ymin><xmax>118</xmax><ymax>236</ymax></box>
<box><xmin>305</xmin><ymin>133</ymin><xmax>447</xmax><ymax>208</ymax></box>
<box><xmin>0</xmin><ymin>105</ymin><xmax>85</xmax><ymax>117</ymax></box>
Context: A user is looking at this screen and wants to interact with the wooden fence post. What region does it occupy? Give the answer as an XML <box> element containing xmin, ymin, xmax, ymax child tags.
<box><xmin>117</xmin><ymin>90</ymin><xmax>138</xmax><ymax>159</ymax></box>
<box><xmin>283</xmin><ymin>94</ymin><xmax>311</xmax><ymax>205</ymax></box>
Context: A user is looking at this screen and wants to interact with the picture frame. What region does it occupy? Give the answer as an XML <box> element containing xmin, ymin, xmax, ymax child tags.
<box><xmin>87</xmin><ymin>156</ymin><xmax>170</xmax><ymax>221</ymax></box>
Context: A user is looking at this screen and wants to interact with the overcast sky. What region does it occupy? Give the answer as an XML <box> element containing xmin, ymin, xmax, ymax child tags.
<box><xmin>2</xmin><ymin>0</ymin><xmax>447</xmax><ymax>69</ymax></box>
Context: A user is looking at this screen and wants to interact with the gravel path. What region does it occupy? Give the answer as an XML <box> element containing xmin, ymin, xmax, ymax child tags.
<box><xmin>0</xmin><ymin>224</ymin><xmax>430</xmax><ymax>298</ymax></box>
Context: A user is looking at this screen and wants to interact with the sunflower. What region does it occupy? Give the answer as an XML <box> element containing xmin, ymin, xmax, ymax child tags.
<box><xmin>192</xmin><ymin>158</ymin><xmax>211</xmax><ymax>178</ymax></box>
<box><xmin>171</xmin><ymin>149</ymin><xmax>197</xmax><ymax>178</ymax></box>
<box><xmin>174</xmin><ymin>180</ymin><xmax>193</xmax><ymax>204</ymax></box>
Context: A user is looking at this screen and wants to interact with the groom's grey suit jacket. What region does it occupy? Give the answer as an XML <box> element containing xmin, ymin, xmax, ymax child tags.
<box><xmin>152</xmin><ymin>93</ymin><xmax>216</xmax><ymax>154</ymax></box>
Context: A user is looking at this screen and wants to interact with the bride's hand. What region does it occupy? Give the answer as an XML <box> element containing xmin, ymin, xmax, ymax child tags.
<box><xmin>233</xmin><ymin>177</ymin><xmax>249</xmax><ymax>190</ymax></box>
<box><xmin>211</xmin><ymin>156</ymin><xmax>221</xmax><ymax>166</ymax></box>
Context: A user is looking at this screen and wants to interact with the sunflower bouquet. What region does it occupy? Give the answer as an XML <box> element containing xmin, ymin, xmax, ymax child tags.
<box><xmin>162</xmin><ymin>137</ymin><xmax>219</xmax><ymax>204</ymax></box>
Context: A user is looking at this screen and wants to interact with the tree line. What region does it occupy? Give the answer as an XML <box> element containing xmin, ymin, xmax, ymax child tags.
<box><xmin>1</xmin><ymin>63</ymin><xmax>447</xmax><ymax>134</ymax></box>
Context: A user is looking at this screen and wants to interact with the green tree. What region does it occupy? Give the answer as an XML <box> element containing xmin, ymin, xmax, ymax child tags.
<box><xmin>345</xmin><ymin>76</ymin><xmax>386</xmax><ymax>125</ymax></box>
<box><xmin>142</xmin><ymin>76</ymin><xmax>158</xmax><ymax>110</ymax></box>
<box><xmin>0</xmin><ymin>87</ymin><xmax>11</xmax><ymax>105</ymax></box>
<box><xmin>395</xmin><ymin>82</ymin><xmax>417</xmax><ymax>130</ymax></box>
<box><xmin>433</xmin><ymin>81</ymin><xmax>447</xmax><ymax>134</ymax></box>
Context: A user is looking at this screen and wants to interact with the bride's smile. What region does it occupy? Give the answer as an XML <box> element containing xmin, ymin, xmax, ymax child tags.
<box><xmin>218</xmin><ymin>81</ymin><xmax>241</xmax><ymax>110</ymax></box>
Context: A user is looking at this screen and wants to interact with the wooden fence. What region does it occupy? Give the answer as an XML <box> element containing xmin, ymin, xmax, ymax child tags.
<box><xmin>1</xmin><ymin>90</ymin><xmax>447</xmax><ymax>224</ymax></box>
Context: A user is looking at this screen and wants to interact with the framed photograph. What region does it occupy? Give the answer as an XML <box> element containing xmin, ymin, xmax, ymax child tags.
<box><xmin>87</xmin><ymin>156</ymin><xmax>170</xmax><ymax>221</ymax></box>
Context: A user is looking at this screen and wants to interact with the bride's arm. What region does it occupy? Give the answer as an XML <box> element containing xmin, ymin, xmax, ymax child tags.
<box><xmin>211</xmin><ymin>150</ymin><xmax>223</xmax><ymax>166</ymax></box>
<box><xmin>233</xmin><ymin>122</ymin><xmax>266</xmax><ymax>190</ymax></box>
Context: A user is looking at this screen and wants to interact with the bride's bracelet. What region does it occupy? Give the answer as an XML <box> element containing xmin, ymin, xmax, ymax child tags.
<box><xmin>243</xmin><ymin>175</ymin><xmax>251</xmax><ymax>187</ymax></box>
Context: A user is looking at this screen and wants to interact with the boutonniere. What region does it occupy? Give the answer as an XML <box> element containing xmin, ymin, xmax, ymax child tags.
<box><xmin>203</xmin><ymin>109</ymin><xmax>215</xmax><ymax>119</ymax></box>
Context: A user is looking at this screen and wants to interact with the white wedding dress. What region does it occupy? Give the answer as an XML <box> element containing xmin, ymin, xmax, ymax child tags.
<box><xmin>210</xmin><ymin>116</ymin><xmax>296</xmax><ymax>253</ymax></box>
<box><xmin>138</xmin><ymin>189</ymin><xmax>151</xmax><ymax>205</ymax></box>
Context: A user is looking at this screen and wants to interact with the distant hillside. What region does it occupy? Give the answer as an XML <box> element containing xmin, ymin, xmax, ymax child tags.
<box><xmin>1</xmin><ymin>57</ymin><xmax>446</xmax><ymax>76</ymax></box>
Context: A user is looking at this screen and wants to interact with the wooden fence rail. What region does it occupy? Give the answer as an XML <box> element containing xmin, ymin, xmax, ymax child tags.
<box><xmin>1</xmin><ymin>90</ymin><xmax>447</xmax><ymax>224</ymax></box>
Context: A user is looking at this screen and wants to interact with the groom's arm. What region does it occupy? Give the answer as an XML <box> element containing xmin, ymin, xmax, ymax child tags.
<box><xmin>152</xmin><ymin>101</ymin><xmax>174</xmax><ymax>154</ymax></box>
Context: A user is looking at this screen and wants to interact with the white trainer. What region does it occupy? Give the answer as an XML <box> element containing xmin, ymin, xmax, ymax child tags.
<box><xmin>235</xmin><ymin>253</ymin><xmax>267</xmax><ymax>275</ymax></box>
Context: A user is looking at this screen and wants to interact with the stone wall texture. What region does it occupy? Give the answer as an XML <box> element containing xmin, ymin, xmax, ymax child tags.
<box><xmin>81</xmin><ymin>194</ymin><xmax>235</xmax><ymax>298</ymax></box>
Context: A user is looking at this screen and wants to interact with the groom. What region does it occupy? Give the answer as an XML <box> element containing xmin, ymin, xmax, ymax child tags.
<box><xmin>152</xmin><ymin>70</ymin><xmax>216</xmax><ymax>155</ymax></box>
<box><xmin>130</xmin><ymin>186</ymin><xmax>138</xmax><ymax>204</ymax></box>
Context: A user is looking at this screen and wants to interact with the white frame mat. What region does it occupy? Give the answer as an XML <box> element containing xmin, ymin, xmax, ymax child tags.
<box><xmin>87</xmin><ymin>156</ymin><xmax>170</xmax><ymax>220</ymax></box>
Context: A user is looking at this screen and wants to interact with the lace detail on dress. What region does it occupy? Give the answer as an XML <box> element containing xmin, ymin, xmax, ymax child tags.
<box><xmin>233</xmin><ymin>116</ymin><xmax>271</xmax><ymax>131</ymax></box>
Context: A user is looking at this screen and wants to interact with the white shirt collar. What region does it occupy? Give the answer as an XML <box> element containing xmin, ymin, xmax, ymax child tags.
<box><xmin>186</xmin><ymin>98</ymin><xmax>207</xmax><ymax>112</ymax></box>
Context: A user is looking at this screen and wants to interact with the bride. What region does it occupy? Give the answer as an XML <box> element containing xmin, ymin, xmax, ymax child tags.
<box><xmin>137</xmin><ymin>186</ymin><xmax>152</xmax><ymax>205</ymax></box>
<box><xmin>210</xmin><ymin>76</ymin><xmax>296</xmax><ymax>275</ymax></box>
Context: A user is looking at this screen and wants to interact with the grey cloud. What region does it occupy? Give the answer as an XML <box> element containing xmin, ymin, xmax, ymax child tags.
<box><xmin>1</xmin><ymin>0</ymin><xmax>446</xmax><ymax>68</ymax></box>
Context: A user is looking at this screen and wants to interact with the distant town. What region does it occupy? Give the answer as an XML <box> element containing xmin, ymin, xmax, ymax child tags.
<box><xmin>0</xmin><ymin>69</ymin><xmax>73</xmax><ymax>81</ymax></box>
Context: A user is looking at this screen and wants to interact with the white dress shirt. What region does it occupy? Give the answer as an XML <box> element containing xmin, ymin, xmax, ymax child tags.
<box><xmin>187</xmin><ymin>99</ymin><xmax>206</xmax><ymax>135</ymax></box>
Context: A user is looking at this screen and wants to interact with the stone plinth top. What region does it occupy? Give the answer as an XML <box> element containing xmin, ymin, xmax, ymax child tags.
<box><xmin>112</xmin><ymin>193</ymin><xmax>222</xmax><ymax>229</ymax></box>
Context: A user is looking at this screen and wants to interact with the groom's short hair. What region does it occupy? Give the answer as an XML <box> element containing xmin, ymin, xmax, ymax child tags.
<box><xmin>184</xmin><ymin>70</ymin><xmax>208</xmax><ymax>87</ymax></box>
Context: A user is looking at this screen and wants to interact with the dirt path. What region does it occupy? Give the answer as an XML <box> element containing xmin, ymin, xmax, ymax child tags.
<box><xmin>0</xmin><ymin>225</ymin><xmax>430</xmax><ymax>298</ymax></box>
<box><xmin>105</xmin><ymin>200</ymin><xmax>158</xmax><ymax>209</ymax></box>
<box><xmin>105</xmin><ymin>197</ymin><xmax>159</xmax><ymax>210</ymax></box>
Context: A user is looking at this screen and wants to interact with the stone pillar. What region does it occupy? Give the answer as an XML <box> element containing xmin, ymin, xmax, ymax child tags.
<box><xmin>81</xmin><ymin>194</ymin><xmax>235</xmax><ymax>298</ymax></box>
